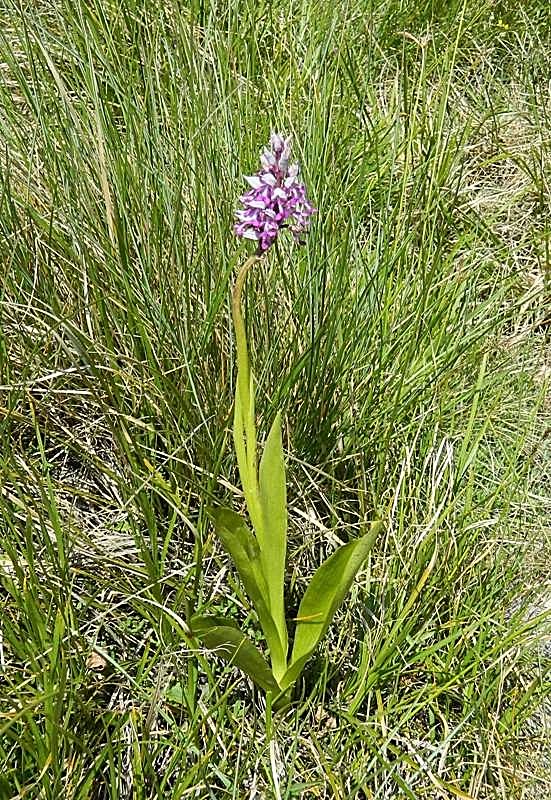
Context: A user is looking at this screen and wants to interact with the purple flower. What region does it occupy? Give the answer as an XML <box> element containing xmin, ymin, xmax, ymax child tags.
<box><xmin>235</xmin><ymin>133</ymin><xmax>316</xmax><ymax>253</ymax></box>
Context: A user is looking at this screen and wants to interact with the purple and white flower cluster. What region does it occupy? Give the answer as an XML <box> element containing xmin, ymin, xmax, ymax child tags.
<box><xmin>235</xmin><ymin>133</ymin><xmax>315</xmax><ymax>253</ymax></box>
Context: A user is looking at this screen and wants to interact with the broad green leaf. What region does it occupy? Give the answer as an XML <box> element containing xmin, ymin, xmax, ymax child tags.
<box><xmin>191</xmin><ymin>615</ymin><xmax>279</xmax><ymax>693</ymax></box>
<box><xmin>281</xmin><ymin>521</ymin><xmax>382</xmax><ymax>690</ymax></box>
<box><xmin>258</xmin><ymin>411</ymin><xmax>288</xmax><ymax>654</ymax></box>
<box><xmin>164</xmin><ymin>681</ymin><xmax>186</xmax><ymax>705</ymax></box>
<box><xmin>209</xmin><ymin>507</ymin><xmax>287</xmax><ymax>680</ymax></box>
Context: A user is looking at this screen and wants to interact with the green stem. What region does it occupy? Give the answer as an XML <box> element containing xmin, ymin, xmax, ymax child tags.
<box><xmin>232</xmin><ymin>255</ymin><xmax>263</xmax><ymax>527</ymax></box>
<box><xmin>232</xmin><ymin>255</ymin><xmax>260</xmax><ymax>453</ymax></box>
<box><xmin>231</xmin><ymin>255</ymin><xmax>289</xmax><ymax>683</ymax></box>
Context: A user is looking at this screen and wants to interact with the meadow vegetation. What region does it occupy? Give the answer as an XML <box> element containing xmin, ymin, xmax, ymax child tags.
<box><xmin>0</xmin><ymin>0</ymin><xmax>549</xmax><ymax>797</ymax></box>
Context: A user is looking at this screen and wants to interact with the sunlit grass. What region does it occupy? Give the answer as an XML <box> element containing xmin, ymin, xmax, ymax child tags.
<box><xmin>0</xmin><ymin>0</ymin><xmax>549</xmax><ymax>797</ymax></box>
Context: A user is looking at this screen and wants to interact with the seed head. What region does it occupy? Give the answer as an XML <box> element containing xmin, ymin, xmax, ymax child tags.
<box><xmin>235</xmin><ymin>133</ymin><xmax>316</xmax><ymax>253</ymax></box>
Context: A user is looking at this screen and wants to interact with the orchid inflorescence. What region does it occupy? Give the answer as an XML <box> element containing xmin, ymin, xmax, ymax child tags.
<box><xmin>235</xmin><ymin>133</ymin><xmax>316</xmax><ymax>252</ymax></box>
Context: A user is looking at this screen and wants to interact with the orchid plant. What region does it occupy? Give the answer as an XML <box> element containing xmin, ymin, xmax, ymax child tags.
<box><xmin>191</xmin><ymin>134</ymin><xmax>381</xmax><ymax>707</ymax></box>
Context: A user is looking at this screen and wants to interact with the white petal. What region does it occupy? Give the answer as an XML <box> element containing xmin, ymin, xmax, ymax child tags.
<box><xmin>270</xmin><ymin>132</ymin><xmax>286</xmax><ymax>152</ymax></box>
<box><xmin>260</xmin><ymin>149</ymin><xmax>276</xmax><ymax>168</ymax></box>
<box><xmin>244</xmin><ymin>175</ymin><xmax>262</xmax><ymax>188</ymax></box>
<box><xmin>242</xmin><ymin>228</ymin><xmax>261</xmax><ymax>240</ymax></box>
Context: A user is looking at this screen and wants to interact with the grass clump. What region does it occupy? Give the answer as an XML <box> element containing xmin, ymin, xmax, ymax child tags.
<box><xmin>0</xmin><ymin>0</ymin><xmax>549</xmax><ymax>797</ymax></box>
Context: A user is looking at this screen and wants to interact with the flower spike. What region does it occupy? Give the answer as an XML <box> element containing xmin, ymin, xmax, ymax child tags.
<box><xmin>235</xmin><ymin>133</ymin><xmax>316</xmax><ymax>253</ymax></box>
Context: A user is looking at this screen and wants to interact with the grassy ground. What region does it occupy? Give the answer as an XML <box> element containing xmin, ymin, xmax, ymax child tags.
<box><xmin>0</xmin><ymin>0</ymin><xmax>550</xmax><ymax>797</ymax></box>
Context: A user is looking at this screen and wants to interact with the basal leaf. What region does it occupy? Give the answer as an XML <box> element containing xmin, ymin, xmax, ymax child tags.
<box><xmin>258</xmin><ymin>411</ymin><xmax>288</xmax><ymax>654</ymax></box>
<box><xmin>191</xmin><ymin>614</ymin><xmax>279</xmax><ymax>693</ymax></box>
<box><xmin>209</xmin><ymin>506</ymin><xmax>287</xmax><ymax>680</ymax></box>
<box><xmin>281</xmin><ymin>521</ymin><xmax>382</xmax><ymax>690</ymax></box>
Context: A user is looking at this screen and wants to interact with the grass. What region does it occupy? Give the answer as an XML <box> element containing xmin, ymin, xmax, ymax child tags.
<box><xmin>0</xmin><ymin>0</ymin><xmax>550</xmax><ymax>797</ymax></box>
